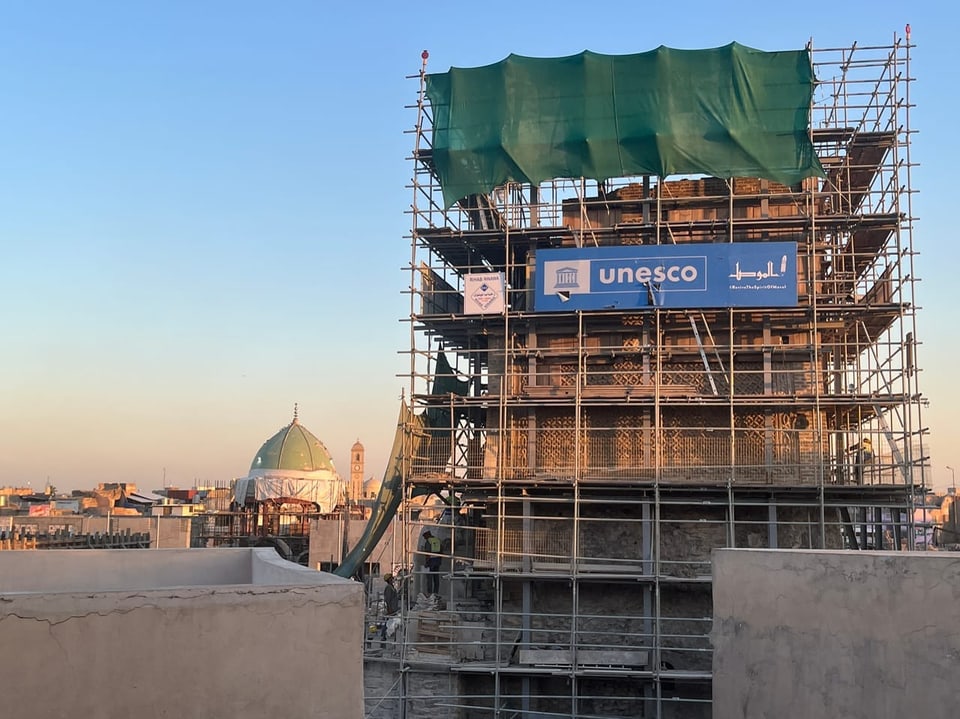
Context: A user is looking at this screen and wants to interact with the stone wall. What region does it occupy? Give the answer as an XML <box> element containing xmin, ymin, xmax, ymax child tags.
<box><xmin>364</xmin><ymin>662</ymin><xmax>460</xmax><ymax>719</ymax></box>
<box><xmin>364</xmin><ymin>660</ymin><xmax>404</xmax><ymax>719</ymax></box>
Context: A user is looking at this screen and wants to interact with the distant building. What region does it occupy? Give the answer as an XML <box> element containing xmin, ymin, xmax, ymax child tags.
<box><xmin>231</xmin><ymin>408</ymin><xmax>343</xmax><ymax>514</ymax></box>
<box><xmin>349</xmin><ymin>440</ymin><xmax>365</xmax><ymax>502</ymax></box>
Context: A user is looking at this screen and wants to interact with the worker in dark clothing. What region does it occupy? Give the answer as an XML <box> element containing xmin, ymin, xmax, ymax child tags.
<box><xmin>382</xmin><ymin>573</ymin><xmax>400</xmax><ymax>616</ymax></box>
<box><xmin>421</xmin><ymin>530</ymin><xmax>442</xmax><ymax>596</ymax></box>
<box><xmin>379</xmin><ymin>573</ymin><xmax>400</xmax><ymax>645</ymax></box>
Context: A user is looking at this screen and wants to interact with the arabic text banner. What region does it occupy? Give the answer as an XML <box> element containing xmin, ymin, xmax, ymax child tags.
<box><xmin>535</xmin><ymin>242</ymin><xmax>798</xmax><ymax>311</ymax></box>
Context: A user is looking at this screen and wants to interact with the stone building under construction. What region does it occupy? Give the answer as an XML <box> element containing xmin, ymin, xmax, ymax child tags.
<box><xmin>365</xmin><ymin>33</ymin><xmax>925</xmax><ymax>719</ymax></box>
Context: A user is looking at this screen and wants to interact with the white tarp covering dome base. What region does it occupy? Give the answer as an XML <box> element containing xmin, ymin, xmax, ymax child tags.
<box><xmin>232</xmin><ymin>408</ymin><xmax>343</xmax><ymax>514</ymax></box>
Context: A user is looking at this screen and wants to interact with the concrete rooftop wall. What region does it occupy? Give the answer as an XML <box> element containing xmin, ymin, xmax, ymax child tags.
<box><xmin>0</xmin><ymin>547</ymin><xmax>254</xmax><ymax>592</ymax></box>
<box><xmin>712</xmin><ymin>549</ymin><xmax>960</xmax><ymax>719</ymax></box>
<box><xmin>0</xmin><ymin>548</ymin><xmax>364</xmax><ymax>719</ymax></box>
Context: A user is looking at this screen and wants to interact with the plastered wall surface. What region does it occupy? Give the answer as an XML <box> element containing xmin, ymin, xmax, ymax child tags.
<box><xmin>712</xmin><ymin>549</ymin><xmax>960</xmax><ymax>719</ymax></box>
<box><xmin>0</xmin><ymin>547</ymin><xmax>250</xmax><ymax>592</ymax></box>
<box><xmin>0</xmin><ymin>548</ymin><xmax>364</xmax><ymax>719</ymax></box>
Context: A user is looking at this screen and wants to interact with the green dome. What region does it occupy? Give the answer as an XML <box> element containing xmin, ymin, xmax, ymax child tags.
<box><xmin>250</xmin><ymin>417</ymin><xmax>337</xmax><ymax>474</ymax></box>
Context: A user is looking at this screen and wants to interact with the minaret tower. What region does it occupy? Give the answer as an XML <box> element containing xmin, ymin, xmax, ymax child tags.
<box><xmin>349</xmin><ymin>440</ymin><xmax>364</xmax><ymax>501</ymax></box>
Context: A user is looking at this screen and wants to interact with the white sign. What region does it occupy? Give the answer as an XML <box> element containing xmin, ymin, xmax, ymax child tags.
<box><xmin>464</xmin><ymin>272</ymin><xmax>506</xmax><ymax>315</ymax></box>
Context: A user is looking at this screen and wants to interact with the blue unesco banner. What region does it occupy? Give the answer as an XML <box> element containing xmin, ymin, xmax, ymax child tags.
<box><xmin>535</xmin><ymin>242</ymin><xmax>797</xmax><ymax>311</ymax></box>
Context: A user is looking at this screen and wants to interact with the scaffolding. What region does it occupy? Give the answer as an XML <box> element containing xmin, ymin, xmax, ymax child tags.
<box><xmin>369</xmin><ymin>33</ymin><xmax>925</xmax><ymax>719</ymax></box>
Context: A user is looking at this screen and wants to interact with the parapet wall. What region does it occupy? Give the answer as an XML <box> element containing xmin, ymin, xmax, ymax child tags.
<box><xmin>712</xmin><ymin>549</ymin><xmax>960</xmax><ymax>719</ymax></box>
<box><xmin>0</xmin><ymin>548</ymin><xmax>364</xmax><ymax>719</ymax></box>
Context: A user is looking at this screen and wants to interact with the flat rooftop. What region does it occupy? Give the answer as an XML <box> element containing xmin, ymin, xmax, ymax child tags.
<box><xmin>0</xmin><ymin>547</ymin><xmax>348</xmax><ymax>594</ymax></box>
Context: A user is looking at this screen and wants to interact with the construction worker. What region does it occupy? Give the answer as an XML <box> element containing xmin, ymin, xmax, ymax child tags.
<box><xmin>421</xmin><ymin>530</ymin><xmax>442</xmax><ymax>596</ymax></box>
<box><xmin>382</xmin><ymin>573</ymin><xmax>400</xmax><ymax>616</ymax></box>
<box><xmin>379</xmin><ymin>573</ymin><xmax>400</xmax><ymax>646</ymax></box>
<box><xmin>853</xmin><ymin>437</ymin><xmax>874</xmax><ymax>484</ymax></box>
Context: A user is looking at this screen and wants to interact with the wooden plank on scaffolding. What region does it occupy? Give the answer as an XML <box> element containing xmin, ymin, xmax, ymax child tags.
<box><xmin>519</xmin><ymin>649</ymin><xmax>650</xmax><ymax>668</ymax></box>
<box><xmin>525</xmin><ymin>384</ymin><xmax>697</xmax><ymax>399</ymax></box>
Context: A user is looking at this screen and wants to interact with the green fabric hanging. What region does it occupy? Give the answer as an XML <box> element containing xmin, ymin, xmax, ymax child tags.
<box><xmin>425</xmin><ymin>43</ymin><xmax>824</xmax><ymax>208</ymax></box>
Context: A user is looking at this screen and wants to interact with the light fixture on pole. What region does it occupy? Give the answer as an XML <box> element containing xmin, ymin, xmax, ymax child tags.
<box><xmin>947</xmin><ymin>465</ymin><xmax>956</xmax><ymax>494</ymax></box>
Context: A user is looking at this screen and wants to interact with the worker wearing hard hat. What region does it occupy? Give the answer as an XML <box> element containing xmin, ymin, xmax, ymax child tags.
<box><xmin>852</xmin><ymin>438</ymin><xmax>874</xmax><ymax>484</ymax></box>
<box><xmin>421</xmin><ymin>530</ymin><xmax>442</xmax><ymax>596</ymax></box>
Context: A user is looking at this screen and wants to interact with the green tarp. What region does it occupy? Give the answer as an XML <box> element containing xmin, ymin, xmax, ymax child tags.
<box><xmin>424</xmin><ymin>351</ymin><xmax>470</xmax><ymax>429</ymax></box>
<box><xmin>425</xmin><ymin>43</ymin><xmax>825</xmax><ymax>208</ymax></box>
<box><xmin>334</xmin><ymin>354</ymin><xmax>470</xmax><ymax>577</ymax></box>
<box><xmin>334</xmin><ymin>402</ymin><xmax>422</xmax><ymax>579</ymax></box>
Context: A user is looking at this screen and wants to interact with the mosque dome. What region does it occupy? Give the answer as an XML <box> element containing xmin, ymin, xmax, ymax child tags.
<box><xmin>234</xmin><ymin>406</ymin><xmax>343</xmax><ymax>514</ymax></box>
<box><xmin>250</xmin><ymin>415</ymin><xmax>337</xmax><ymax>474</ymax></box>
<box><xmin>363</xmin><ymin>476</ymin><xmax>382</xmax><ymax>499</ymax></box>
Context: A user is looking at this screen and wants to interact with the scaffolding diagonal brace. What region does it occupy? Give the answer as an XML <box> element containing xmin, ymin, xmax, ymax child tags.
<box><xmin>689</xmin><ymin>314</ymin><xmax>719</xmax><ymax>395</ymax></box>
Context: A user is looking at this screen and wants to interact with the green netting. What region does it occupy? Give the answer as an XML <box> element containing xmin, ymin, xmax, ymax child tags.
<box><xmin>425</xmin><ymin>43</ymin><xmax>824</xmax><ymax>208</ymax></box>
<box><xmin>334</xmin><ymin>354</ymin><xmax>471</xmax><ymax>578</ymax></box>
<box><xmin>334</xmin><ymin>402</ymin><xmax>422</xmax><ymax>579</ymax></box>
<box><xmin>424</xmin><ymin>351</ymin><xmax>470</xmax><ymax>429</ymax></box>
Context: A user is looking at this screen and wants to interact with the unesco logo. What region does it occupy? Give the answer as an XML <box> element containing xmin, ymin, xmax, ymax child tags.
<box><xmin>597</xmin><ymin>261</ymin><xmax>702</xmax><ymax>287</ymax></box>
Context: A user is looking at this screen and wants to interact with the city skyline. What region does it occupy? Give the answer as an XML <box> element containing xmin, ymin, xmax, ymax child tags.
<box><xmin>2</xmin><ymin>3</ymin><xmax>956</xmax><ymax>492</ymax></box>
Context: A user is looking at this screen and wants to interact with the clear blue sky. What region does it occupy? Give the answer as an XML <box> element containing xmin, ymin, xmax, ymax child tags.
<box><xmin>2</xmin><ymin>2</ymin><xmax>956</xmax><ymax>493</ymax></box>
